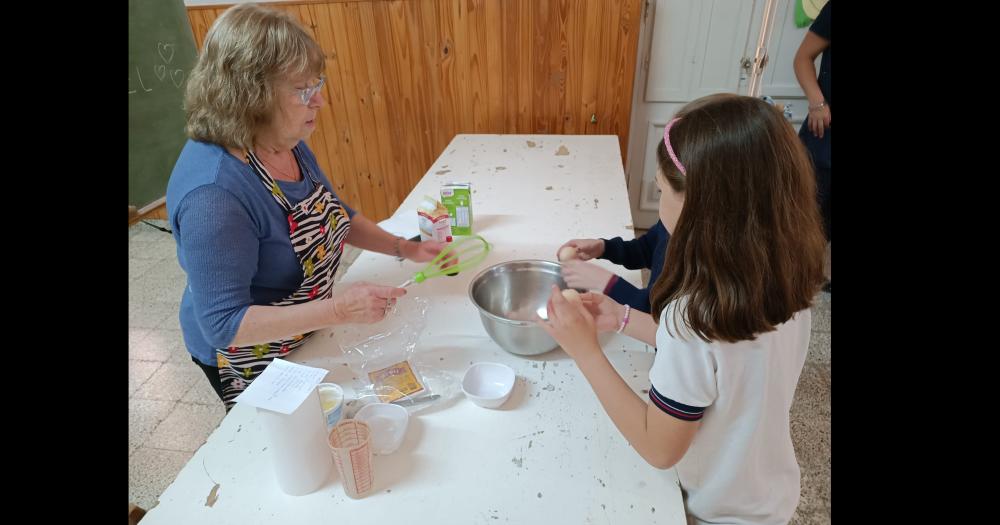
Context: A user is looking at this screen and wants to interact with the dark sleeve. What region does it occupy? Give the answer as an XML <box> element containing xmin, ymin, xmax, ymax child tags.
<box><xmin>810</xmin><ymin>2</ymin><xmax>830</xmax><ymax>41</ymax></box>
<box><xmin>600</xmin><ymin>230</ymin><xmax>656</xmax><ymax>270</ymax></box>
<box><xmin>606</xmin><ymin>277</ymin><xmax>652</xmax><ymax>313</ymax></box>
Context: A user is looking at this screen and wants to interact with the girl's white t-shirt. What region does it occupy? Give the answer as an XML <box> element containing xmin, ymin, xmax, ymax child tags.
<box><xmin>650</xmin><ymin>301</ymin><xmax>812</xmax><ymax>525</ymax></box>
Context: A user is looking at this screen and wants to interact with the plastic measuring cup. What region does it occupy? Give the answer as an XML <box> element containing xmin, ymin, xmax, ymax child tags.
<box><xmin>327</xmin><ymin>420</ymin><xmax>375</xmax><ymax>498</ymax></box>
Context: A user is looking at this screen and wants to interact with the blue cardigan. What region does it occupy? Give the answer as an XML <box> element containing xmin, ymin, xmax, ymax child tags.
<box><xmin>166</xmin><ymin>140</ymin><xmax>355</xmax><ymax>365</ymax></box>
<box><xmin>599</xmin><ymin>220</ymin><xmax>670</xmax><ymax>313</ymax></box>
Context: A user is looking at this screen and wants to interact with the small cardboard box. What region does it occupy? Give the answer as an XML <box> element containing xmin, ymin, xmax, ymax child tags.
<box><xmin>417</xmin><ymin>195</ymin><xmax>452</xmax><ymax>242</ymax></box>
<box><xmin>440</xmin><ymin>182</ymin><xmax>472</xmax><ymax>235</ymax></box>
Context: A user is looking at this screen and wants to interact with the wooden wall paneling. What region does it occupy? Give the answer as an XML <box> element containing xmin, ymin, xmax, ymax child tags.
<box><xmin>500</xmin><ymin>0</ymin><xmax>520</xmax><ymax>133</ymax></box>
<box><xmin>562</xmin><ymin>0</ymin><xmax>585</xmax><ymax>135</ymax></box>
<box><xmin>551</xmin><ymin>0</ymin><xmax>566</xmax><ymax>135</ymax></box>
<box><xmin>430</xmin><ymin>1</ymin><xmax>455</xmax><ymax>155</ymax></box>
<box><xmin>530</xmin><ymin>0</ymin><xmax>550</xmax><ymax>134</ymax></box>
<box><xmin>186</xmin><ymin>10</ymin><xmax>208</xmax><ymax>52</ymax></box>
<box><xmin>371</xmin><ymin>1</ymin><xmax>407</xmax><ymax>208</ymax></box>
<box><xmin>601</xmin><ymin>0</ymin><xmax>618</xmax><ymax>136</ymax></box>
<box><xmin>467</xmin><ymin>0</ymin><xmax>489</xmax><ymax>133</ymax></box>
<box><xmin>549</xmin><ymin>0</ymin><xmax>565</xmax><ymax>135</ymax></box>
<box><xmin>451</xmin><ymin>1</ymin><xmax>472</xmax><ymax>134</ymax></box>
<box><xmin>328</xmin><ymin>3</ymin><xmax>380</xmax><ymax>218</ymax></box>
<box><xmin>386</xmin><ymin>1</ymin><xmax>426</xmax><ymax>193</ymax></box>
<box><xmin>516</xmin><ymin>0</ymin><xmax>533</xmax><ymax>133</ymax></box>
<box><xmin>612</xmin><ymin>0</ymin><xmax>642</xmax><ymax>157</ymax></box>
<box><xmin>183</xmin><ymin>0</ymin><xmax>643</xmax><ymax>222</ymax></box>
<box><xmin>345</xmin><ymin>3</ymin><xmax>390</xmax><ymax>220</ymax></box>
<box><xmin>411</xmin><ymin>0</ymin><xmax>440</xmax><ymax>183</ymax></box>
<box><xmin>314</xmin><ymin>3</ymin><xmax>367</xmax><ymax>211</ymax></box>
<box><xmin>484</xmin><ymin>0</ymin><xmax>504</xmax><ymax>132</ymax></box>
<box><xmin>595</xmin><ymin>0</ymin><xmax>621</xmax><ymax>137</ymax></box>
<box><xmin>356</xmin><ymin>3</ymin><xmax>399</xmax><ymax>215</ymax></box>
<box><xmin>578</xmin><ymin>0</ymin><xmax>601</xmax><ymax>136</ymax></box>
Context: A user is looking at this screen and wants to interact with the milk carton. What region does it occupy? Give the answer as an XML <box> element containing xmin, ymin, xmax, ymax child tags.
<box><xmin>417</xmin><ymin>195</ymin><xmax>452</xmax><ymax>243</ymax></box>
<box><xmin>440</xmin><ymin>182</ymin><xmax>472</xmax><ymax>236</ymax></box>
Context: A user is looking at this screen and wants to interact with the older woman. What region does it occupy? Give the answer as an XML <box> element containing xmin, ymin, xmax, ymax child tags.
<box><xmin>166</xmin><ymin>3</ymin><xmax>445</xmax><ymax>409</ymax></box>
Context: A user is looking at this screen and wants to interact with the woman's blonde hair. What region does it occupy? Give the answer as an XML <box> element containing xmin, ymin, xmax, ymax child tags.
<box><xmin>650</xmin><ymin>94</ymin><xmax>827</xmax><ymax>343</ymax></box>
<box><xmin>184</xmin><ymin>3</ymin><xmax>325</xmax><ymax>150</ymax></box>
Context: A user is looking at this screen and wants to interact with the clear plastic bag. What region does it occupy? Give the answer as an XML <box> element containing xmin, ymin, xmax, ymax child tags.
<box><xmin>330</xmin><ymin>295</ymin><xmax>459</xmax><ymax>414</ymax></box>
<box><xmin>333</xmin><ymin>295</ymin><xmax>428</xmax><ymax>375</ymax></box>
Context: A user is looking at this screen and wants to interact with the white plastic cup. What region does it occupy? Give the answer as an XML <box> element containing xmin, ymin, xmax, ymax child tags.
<box><xmin>317</xmin><ymin>383</ymin><xmax>344</xmax><ymax>432</ymax></box>
<box><xmin>354</xmin><ymin>402</ymin><xmax>409</xmax><ymax>455</ymax></box>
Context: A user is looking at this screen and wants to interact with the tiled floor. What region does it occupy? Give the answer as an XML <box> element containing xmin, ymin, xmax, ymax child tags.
<box><xmin>128</xmin><ymin>221</ymin><xmax>830</xmax><ymax>523</ymax></box>
<box><xmin>128</xmin><ymin>221</ymin><xmax>226</xmax><ymax>509</ymax></box>
<box><xmin>128</xmin><ymin>219</ymin><xmax>362</xmax><ymax>510</ymax></box>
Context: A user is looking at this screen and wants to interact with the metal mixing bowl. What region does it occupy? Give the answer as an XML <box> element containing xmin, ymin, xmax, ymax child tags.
<box><xmin>468</xmin><ymin>260</ymin><xmax>568</xmax><ymax>356</ymax></box>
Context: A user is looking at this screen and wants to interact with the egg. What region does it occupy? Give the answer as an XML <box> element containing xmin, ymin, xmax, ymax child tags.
<box><xmin>557</xmin><ymin>245</ymin><xmax>579</xmax><ymax>262</ymax></box>
<box><xmin>561</xmin><ymin>289</ymin><xmax>582</xmax><ymax>304</ymax></box>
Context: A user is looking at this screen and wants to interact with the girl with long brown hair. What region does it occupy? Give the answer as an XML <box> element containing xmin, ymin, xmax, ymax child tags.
<box><xmin>540</xmin><ymin>94</ymin><xmax>826</xmax><ymax>524</ymax></box>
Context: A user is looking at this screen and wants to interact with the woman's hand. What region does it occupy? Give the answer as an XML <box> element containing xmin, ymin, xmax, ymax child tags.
<box><xmin>808</xmin><ymin>104</ymin><xmax>831</xmax><ymax>139</ymax></box>
<box><xmin>561</xmin><ymin>259</ymin><xmax>615</xmax><ymax>291</ymax></box>
<box><xmin>331</xmin><ymin>282</ymin><xmax>406</xmax><ymax>323</ymax></box>
<box><xmin>557</xmin><ymin>238</ymin><xmax>604</xmax><ymax>261</ymax></box>
<box><xmin>401</xmin><ymin>239</ymin><xmax>441</xmax><ymax>263</ymax></box>
<box><xmin>537</xmin><ymin>285</ymin><xmax>602</xmax><ymax>362</ymax></box>
<box><xmin>401</xmin><ymin>239</ymin><xmax>458</xmax><ymax>272</ymax></box>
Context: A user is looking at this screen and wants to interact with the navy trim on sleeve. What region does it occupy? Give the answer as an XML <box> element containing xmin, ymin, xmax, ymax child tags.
<box><xmin>649</xmin><ymin>385</ymin><xmax>706</xmax><ymax>421</ymax></box>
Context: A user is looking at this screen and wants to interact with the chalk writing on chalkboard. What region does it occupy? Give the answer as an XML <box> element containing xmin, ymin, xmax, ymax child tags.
<box><xmin>129</xmin><ymin>0</ymin><xmax>198</xmax><ymax>213</ymax></box>
<box><xmin>129</xmin><ymin>41</ymin><xmax>186</xmax><ymax>95</ymax></box>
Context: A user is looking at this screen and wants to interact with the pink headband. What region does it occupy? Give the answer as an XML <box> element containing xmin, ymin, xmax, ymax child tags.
<box><xmin>663</xmin><ymin>118</ymin><xmax>686</xmax><ymax>176</ymax></box>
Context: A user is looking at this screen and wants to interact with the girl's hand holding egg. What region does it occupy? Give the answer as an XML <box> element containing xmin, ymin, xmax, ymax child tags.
<box><xmin>558</xmin><ymin>245</ymin><xmax>579</xmax><ymax>262</ymax></box>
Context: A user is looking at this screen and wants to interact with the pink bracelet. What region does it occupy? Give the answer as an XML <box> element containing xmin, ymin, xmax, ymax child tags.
<box><xmin>616</xmin><ymin>304</ymin><xmax>631</xmax><ymax>334</ymax></box>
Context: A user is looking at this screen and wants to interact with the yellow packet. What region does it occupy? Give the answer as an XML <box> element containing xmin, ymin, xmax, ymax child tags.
<box><xmin>367</xmin><ymin>360</ymin><xmax>425</xmax><ymax>402</ymax></box>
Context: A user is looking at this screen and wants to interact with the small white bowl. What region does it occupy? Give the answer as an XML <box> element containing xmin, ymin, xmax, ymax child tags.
<box><xmin>462</xmin><ymin>362</ymin><xmax>516</xmax><ymax>409</ymax></box>
<box><xmin>353</xmin><ymin>402</ymin><xmax>409</xmax><ymax>455</ymax></box>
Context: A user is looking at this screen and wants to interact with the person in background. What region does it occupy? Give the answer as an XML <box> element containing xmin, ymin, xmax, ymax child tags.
<box><xmin>794</xmin><ymin>0</ymin><xmax>831</xmax><ymax>292</ymax></box>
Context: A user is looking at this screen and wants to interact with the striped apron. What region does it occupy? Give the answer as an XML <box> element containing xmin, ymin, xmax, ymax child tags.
<box><xmin>216</xmin><ymin>146</ymin><xmax>351</xmax><ymax>409</ymax></box>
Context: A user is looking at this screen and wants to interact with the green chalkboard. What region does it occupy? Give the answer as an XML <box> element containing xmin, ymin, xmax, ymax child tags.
<box><xmin>129</xmin><ymin>0</ymin><xmax>198</xmax><ymax>213</ymax></box>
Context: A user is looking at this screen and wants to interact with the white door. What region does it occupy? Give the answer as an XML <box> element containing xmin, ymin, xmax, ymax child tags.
<box><xmin>624</xmin><ymin>0</ymin><xmax>815</xmax><ymax>229</ymax></box>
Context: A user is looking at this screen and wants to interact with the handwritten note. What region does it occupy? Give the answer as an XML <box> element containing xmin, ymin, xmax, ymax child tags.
<box><xmin>233</xmin><ymin>359</ymin><xmax>328</xmax><ymax>414</ymax></box>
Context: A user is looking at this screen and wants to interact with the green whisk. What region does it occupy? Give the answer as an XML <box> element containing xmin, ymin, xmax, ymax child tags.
<box><xmin>398</xmin><ymin>235</ymin><xmax>491</xmax><ymax>288</ymax></box>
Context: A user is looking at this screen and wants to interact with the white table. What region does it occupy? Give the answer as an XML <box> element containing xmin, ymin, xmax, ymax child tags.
<box><xmin>141</xmin><ymin>135</ymin><xmax>685</xmax><ymax>524</ymax></box>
